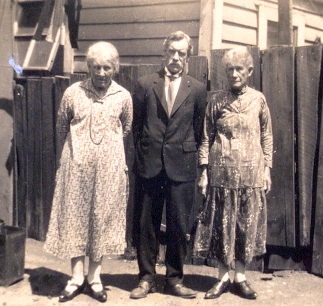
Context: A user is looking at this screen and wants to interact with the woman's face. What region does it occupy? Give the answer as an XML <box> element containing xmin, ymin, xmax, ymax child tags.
<box><xmin>88</xmin><ymin>57</ymin><xmax>115</xmax><ymax>91</ymax></box>
<box><xmin>225</xmin><ymin>57</ymin><xmax>253</xmax><ymax>91</ymax></box>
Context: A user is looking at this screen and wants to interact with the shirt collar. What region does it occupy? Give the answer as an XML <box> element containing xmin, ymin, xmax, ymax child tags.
<box><xmin>164</xmin><ymin>67</ymin><xmax>182</xmax><ymax>79</ymax></box>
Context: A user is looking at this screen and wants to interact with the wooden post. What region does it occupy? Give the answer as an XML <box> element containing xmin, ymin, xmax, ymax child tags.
<box><xmin>198</xmin><ymin>0</ymin><xmax>223</xmax><ymax>69</ymax></box>
<box><xmin>198</xmin><ymin>0</ymin><xmax>213</xmax><ymax>61</ymax></box>
<box><xmin>278</xmin><ymin>0</ymin><xmax>293</xmax><ymax>46</ymax></box>
<box><xmin>262</xmin><ymin>47</ymin><xmax>296</xmax><ymax>249</ymax></box>
<box><xmin>296</xmin><ymin>45</ymin><xmax>322</xmax><ymax>247</ymax></box>
<box><xmin>0</xmin><ymin>0</ymin><xmax>14</xmax><ymax>226</ymax></box>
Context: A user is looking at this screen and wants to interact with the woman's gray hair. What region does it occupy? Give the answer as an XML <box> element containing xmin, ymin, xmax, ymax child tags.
<box><xmin>163</xmin><ymin>31</ymin><xmax>193</xmax><ymax>57</ymax></box>
<box><xmin>222</xmin><ymin>46</ymin><xmax>254</xmax><ymax>69</ymax></box>
<box><xmin>86</xmin><ymin>41</ymin><xmax>120</xmax><ymax>73</ymax></box>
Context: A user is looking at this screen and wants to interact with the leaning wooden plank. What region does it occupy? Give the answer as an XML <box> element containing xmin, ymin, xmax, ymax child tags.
<box><xmin>40</xmin><ymin>77</ymin><xmax>56</xmax><ymax>241</ymax></box>
<box><xmin>26</xmin><ymin>78</ymin><xmax>43</xmax><ymax>240</ymax></box>
<box><xmin>312</xmin><ymin>54</ymin><xmax>323</xmax><ymax>276</ymax></box>
<box><xmin>13</xmin><ymin>84</ymin><xmax>28</xmax><ymax>229</ymax></box>
<box><xmin>262</xmin><ymin>46</ymin><xmax>295</xmax><ymax>248</ymax></box>
<box><xmin>296</xmin><ymin>45</ymin><xmax>322</xmax><ymax>247</ymax></box>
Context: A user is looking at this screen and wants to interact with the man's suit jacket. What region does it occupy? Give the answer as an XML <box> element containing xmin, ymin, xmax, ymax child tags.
<box><xmin>133</xmin><ymin>69</ymin><xmax>207</xmax><ymax>182</ymax></box>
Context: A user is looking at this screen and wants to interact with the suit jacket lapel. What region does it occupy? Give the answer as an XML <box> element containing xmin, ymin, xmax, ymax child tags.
<box><xmin>170</xmin><ymin>74</ymin><xmax>191</xmax><ymax>117</ymax></box>
<box><xmin>153</xmin><ymin>70</ymin><xmax>168</xmax><ymax>116</ymax></box>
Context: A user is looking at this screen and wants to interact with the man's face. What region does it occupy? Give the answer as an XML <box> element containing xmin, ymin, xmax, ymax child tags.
<box><xmin>225</xmin><ymin>57</ymin><xmax>253</xmax><ymax>91</ymax></box>
<box><xmin>165</xmin><ymin>39</ymin><xmax>189</xmax><ymax>75</ymax></box>
<box><xmin>88</xmin><ymin>57</ymin><xmax>115</xmax><ymax>91</ymax></box>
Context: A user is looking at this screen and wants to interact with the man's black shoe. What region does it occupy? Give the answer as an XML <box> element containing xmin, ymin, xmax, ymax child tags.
<box><xmin>130</xmin><ymin>280</ymin><xmax>157</xmax><ymax>299</ymax></box>
<box><xmin>163</xmin><ymin>283</ymin><xmax>196</xmax><ymax>299</ymax></box>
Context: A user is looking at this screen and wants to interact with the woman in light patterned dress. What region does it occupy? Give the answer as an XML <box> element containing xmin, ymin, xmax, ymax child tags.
<box><xmin>197</xmin><ymin>47</ymin><xmax>273</xmax><ymax>300</ymax></box>
<box><xmin>44</xmin><ymin>41</ymin><xmax>132</xmax><ymax>303</ymax></box>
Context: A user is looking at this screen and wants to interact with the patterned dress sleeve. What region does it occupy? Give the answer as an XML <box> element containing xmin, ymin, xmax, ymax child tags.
<box><xmin>56</xmin><ymin>86</ymin><xmax>74</xmax><ymax>145</ymax></box>
<box><xmin>120</xmin><ymin>90</ymin><xmax>133</xmax><ymax>138</ymax></box>
<box><xmin>259</xmin><ymin>95</ymin><xmax>273</xmax><ymax>168</ymax></box>
<box><xmin>198</xmin><ymin>95</ymin><xmax>217</xmax><ymax>167</ymax></box>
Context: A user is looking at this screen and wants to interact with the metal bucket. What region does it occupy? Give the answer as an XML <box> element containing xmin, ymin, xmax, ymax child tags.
<box><xmin>0</xmin><ymin>226</ymin><xmax>26</xmax><ymax>286</ymax></box>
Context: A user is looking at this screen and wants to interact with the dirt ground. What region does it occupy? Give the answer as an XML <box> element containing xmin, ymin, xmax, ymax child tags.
<box><xmin>1</xmin><ymin>238</ymin><xmax>323</xmax><ymax>306</ymax></box>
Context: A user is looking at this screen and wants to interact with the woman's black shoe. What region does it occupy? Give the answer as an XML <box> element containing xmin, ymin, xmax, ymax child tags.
<box><xmin>231</xmin><ymin>280</ymin><xmax>257</xmax><ymax>299</ymax></box>
<box><xmin>88</xmin><ymin>282</ymin><xmax>107</xmax><ymax>303</ymax></box>
<box><xmin>204</xmin><ymin>279</ymin><xmax>231</xmax><ymax>299</ymax></box>
<box><xmin>59</xmin><ymin>281</ymin><xmax>85</xmax><ymax>302</ymax></box>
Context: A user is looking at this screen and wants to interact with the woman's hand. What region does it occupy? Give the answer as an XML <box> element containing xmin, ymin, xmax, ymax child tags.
<box><xmin>198</xmin><ymin>166</ymin><xmax>208</xmax><ymax>198</ymax></box>
<box><xmin>264</xmin><ymin>166</ymin><xmax>272</xmax><ymax>194</ymax></box>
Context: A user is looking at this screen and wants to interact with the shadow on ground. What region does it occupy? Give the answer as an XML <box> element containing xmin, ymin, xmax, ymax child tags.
<box><xmin>25</xmin><ymin>268</ymin><xmax>69</xmax><ymax>297</ymax></box>
<box><xmin>25</xmin><ymin>266</ymin><xmax>215</xmax><ymax>297</ymax></box>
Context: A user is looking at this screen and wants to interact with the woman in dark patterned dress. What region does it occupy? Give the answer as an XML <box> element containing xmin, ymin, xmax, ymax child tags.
<box><xmin>44</xmin><ymin>42</ymin><xmax>132</xmax><ymax>303</ymax></box>
<box><xmin>197</xmin><ymin>47</ymin><xmax>273</xmax><ymax>300</ymax></box>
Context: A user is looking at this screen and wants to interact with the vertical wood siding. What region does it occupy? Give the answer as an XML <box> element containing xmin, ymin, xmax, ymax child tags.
<box><xmin>296</xmin><ymin>45</ymin><xmax>322</xmax><ymax>247</ymax></box>
<box><xmin>262</xmin><ymin>47</ymin><xmax>296</xmax><ymax>248</ymax></box>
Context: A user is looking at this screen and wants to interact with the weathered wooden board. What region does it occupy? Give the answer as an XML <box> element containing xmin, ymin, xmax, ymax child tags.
<box><xmin>82</xmin><ymin>0</ymin><xmax>198</xmax><ymax>9</ymax></box>
<box><xmin>26</xmin><ymin>78</ymin><xmax>43</xmax><ymax>240</ymax></box>
<box><xmin>78</xmin><ymin>21</ymin><xmax>200</xmax><ymax>41</ymax></box>
<box><xmin>13</xmin><ymin>84</ymin><xmax>28</xmax><ymax>229</ymax></box>
<box><xmin>54</xmin><ymin>76</ymin><xmax>70</xmax><ymax>165</ymax></box>
<box><xmin>312</xmin><ymin>50</ymin><xmax>323</xmax><ymax>276</ymax></box>
<box><xmin>75</xmin><ymin>38</ymin><xmax>200</xmax><ymax>58</ymax></box>
<box><xmin>296</xmin><ymin>45</ymin><xmax>322</xmax><ymax>247</ymax></box>
<box><xmin>40</xmin><ymin>77</ymin><xmax>56</xmax><ymax>241</ymax></box>
<box><xmin>75</xmin><ymin>0</ymin><xmax>200</xmax><ymax>65</ymax></box>
<box><xmin>224</xmin><ymin>0</ymin><xmax>257</xmax><ymax>11</ymax></box>
<box><xmin>262</xmin><ymin>46</ymin><xmax>295</xmax><ymax>248</ymax></box>
<box><xmin>188</xmin><ymin>56</ymin><xmax>208</xmax><ymax>87</ymax></box>
<box><xmin>115</xmin><ymin>65</ymin><xmax>138</xmax><ymax>94</ymax></box>
<box><xmin>222</xmin><ymin>4</ymin><xmax>257</xmax><ymax>28</ymax></box>
<box><xmin>222</xmin><ymin>23</ymin><xmax>257</xmax><ymax>46</ymax></box>
<box><xmin>80</xmin><ymin>2</ymin><xmax>199</xmax><ymax>24</ymax></box>
<box><xmin>210</xmin><ymin>49</ymin><xmax>228</xmax><ymax>91</ymax></box>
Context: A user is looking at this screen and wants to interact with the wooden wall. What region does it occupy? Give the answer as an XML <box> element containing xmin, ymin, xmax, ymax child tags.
<box><xmin>74</xmin><ymin>0</ymin><xmax>201</xmax><ymax>72</ymax></box>
<box><xmin>218</xmin><ymin>0</ymin><xmax>323</xmax><ymax>49</ymax></box>
<box><xmin>0</xmin><ymin>0</ymin><xmax>14</xmax><ymax>226</ymax></box>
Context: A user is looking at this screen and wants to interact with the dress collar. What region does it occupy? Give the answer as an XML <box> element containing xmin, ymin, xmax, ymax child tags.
<box><xmin>80</xmin><ymin>78</ymin><xmax>121</xmax><ymax>100</ymax></box>
<box><xmin>230</xmin><ymin>85</ymin><xmax>248</xmax><ymax>96</ymax></box>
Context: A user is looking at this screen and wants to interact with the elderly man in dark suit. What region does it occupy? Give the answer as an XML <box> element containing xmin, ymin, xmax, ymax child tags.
<box><xmin>130</xmin><ymin>31</ymin><xmax>207</xmax><ymax>299</ymax></box>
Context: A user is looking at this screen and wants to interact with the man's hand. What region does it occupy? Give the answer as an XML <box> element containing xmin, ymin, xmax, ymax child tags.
<box><xmin>198</xmin><ymin>166</ymin><xmax>208</xmax><ymax>198</ymax></box>
<box><xmin>264</xmin><ymin>166</ymin><xmax>272</xmax><ymax>194</ymax></box>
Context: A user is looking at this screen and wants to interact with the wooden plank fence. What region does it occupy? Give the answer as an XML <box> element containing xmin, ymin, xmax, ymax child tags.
<box><xmin>13</xmin><ymin>48</ymin><xmax>323</xmax><ymax>275</ymax></box>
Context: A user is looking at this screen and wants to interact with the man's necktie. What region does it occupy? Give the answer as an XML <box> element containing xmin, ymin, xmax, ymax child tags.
<box><xmin>167</xmin><ymin>75</ymin><xmax>176</xmax><ymax>116</ymax></box>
